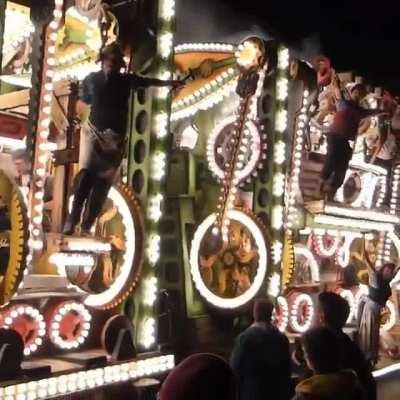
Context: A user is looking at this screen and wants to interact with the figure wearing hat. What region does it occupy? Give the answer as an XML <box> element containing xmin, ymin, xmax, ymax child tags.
<box><xmin>320</xmin><ymin>75</ymin><xmax>386</xmax><ymax>200</ymax></box>
<box><xmin>63</xmin><ymin>43</ymin><xmax>183</xmax><ymax>235</ymax></box>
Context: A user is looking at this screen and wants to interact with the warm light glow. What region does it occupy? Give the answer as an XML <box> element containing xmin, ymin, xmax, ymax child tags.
<box><xmin>84</xmin><ymin>187</ymin><xmax>136</xmax><ymax>308</ymax></box>
<box><xmin>294</xmin><ymin>244</ymin><xmax>320</xmax><ymax>282</ymax></box>
<box><xmin>190</xmin><ymin>210</ymin><xmax>268</xmax><ymax>309</ymax></box>
<box><xmin>289</xmin><ymin>293</ymin><xmax>314</xmax><ymax>333</ymax></box>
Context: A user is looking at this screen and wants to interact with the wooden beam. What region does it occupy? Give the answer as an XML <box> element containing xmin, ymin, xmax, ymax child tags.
<box><xmin>0</xmin><ymin>89</ymin><xmax>30</xmax><ymax>110</ymax></box>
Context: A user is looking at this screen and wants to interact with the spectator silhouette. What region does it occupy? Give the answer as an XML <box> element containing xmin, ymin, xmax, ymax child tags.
<box><xmin>318</xmin><ymin>292</ymin><xmax>376</xmax><ymax>400</ymax></box>
<box><xmin>293</xmin><ymin>327</ymin><xmax>365</xmax><ymax>400</ymax></box>
<box><xmin>230</xmin><ymin>298</ymin><xmax>291</xmax><ymax>400</ymax></box>
<box><xmin>158</xmin><ymin>353</ymin><xmax>237</xmax><ymax>400</ymax></box>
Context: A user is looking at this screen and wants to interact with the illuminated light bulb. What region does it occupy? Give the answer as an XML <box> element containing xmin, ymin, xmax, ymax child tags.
<box><xmin>37</xmin><ymin>168</ymin><xmax>46</xmax><ymax>177</ymax></box>
<box><xmin>42</xmin><ymin>106</ymin><xmax>51</xmax><ymax>115</ymax></box>
<box><xmin>275</xmin><ymin>109</ymin><xmax>288</xmax><ymax>132</ymax></box>
<box><xmin>33</xmin><ymin>240</ymin><xmax>43</xmax><ymax>250</ymax></box>
<box><xmin>43</xmin><ymin>94</ymin><xmax>52</xmax><ymax>103</ymax></box>
<box><xmin>47</xmin><ymin>57</ymin><xmax>56</xmax><ymax>66</ymax></box>
<box><xmin>41</xmin><ymin>118</ymin><xmax>50</xmax><ymax>128</ymax></box>
<box><xmin>53</xmin><ymin>9</ymin><xmax>63</xmax><ymax>19</ymax></box>
<box><xmin>33</xmin><ymin>215</ymin><xmax>43</xmax><ymax>225</ymax></box>
<box><xmin>39</xmin><ymin>130</ymin><xmax>49</xmax><ymax>139</ymax></box>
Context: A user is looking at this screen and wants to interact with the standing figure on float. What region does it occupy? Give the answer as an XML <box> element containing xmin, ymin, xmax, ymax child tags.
<box><xmin>63</xmin><ymin>43</ymin><xmax>183</xmax><ymax>235</ymax></box>
<box><xmin>358</xmin><ymin>233</ymin><xmax>399</xmax><ymax>366</ymax></box>
<box><xmin>319</xmin><ymin>75</ymin><xmax>384</xmax><ymax>201</ymax></box>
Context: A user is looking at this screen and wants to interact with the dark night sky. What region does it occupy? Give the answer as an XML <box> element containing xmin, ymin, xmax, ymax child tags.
<box><xmin>176</xmin><ymin>0</ymin><xmax>400</xmax><ymax>93</ymax></box>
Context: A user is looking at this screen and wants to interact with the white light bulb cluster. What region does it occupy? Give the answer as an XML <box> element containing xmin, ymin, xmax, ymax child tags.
<box><xmin>286</xmin><ymin>90</ymin><xmax>309</xmax><ymax>231</ymax></box>
<box><xmin>49</xmin><ymin>252</ymin><xmax>95</xmax><ymax>268</ymax></box>
<box><xmin>234</xmin><ymin>40</ymin><xmax>262</xmax><ymax>69</ymax></box>
<box><xmin>49</xmin><ymin>302</ymin><xmax>91</xmax><ymax>349</ymax></box>
<box><xmin>268</xmin><ymin>272</ymin><xmax>281</xmax><ymax>297</ymax></box>
<box><xmin>148</xmin><ymin>194</ymin><xmax>164</xmax><ymax>222</ymax></box>
<box><xmin>389</xmin><ymin>164</ymin><xmax>400</xmax><ymax>216</ymax></box>
<box><xmin>140</xmin><ymin>318</ymin><xmax>156</xmax><ymax>349</ymax></box>
<box><xmin>0</xmin><ymin>355</ymin><xmax>175</xmax><ymax>399</ymax></box>
<box><xmin>271</xmin><ymin>205</ymin><xmax>284</xmax><ymax>230</ymax></box>
<box><xmin>147</xmin><ymin>234</ymin><xmax>161</xmax><ymax>266</ymax></box>
<box><xmin>294</xmin><ymin>244</ymin><xmax>320</xmax><ymax>282</ymax></box>
<box><xmin>337</xmin><ymin>288</ymin><xmax>356</xmax><ymax>323</ymax></box>
<box><xmin>312</xmin><ymin>229</ymin><xmax>341</xmax><ymax>258</ymax></box>
<box><xmin>159</xmin><ymin>32</ymin><xmax>174</xmax><ymax>59</ymax></box>
<box><xmin>174</xmin><ymin>43</ymin><xmax>235</xmax><ymax>54</ymax></box>
<box><xmin>172</xmin><ymin>69</ymin><xmax>238</xmax><ymax>121</ymax></box>
<box><xmin>271</xmin><ymin>240</ymin><xmax>283</xmax><ymax>264</ymax></box>
<box><xmin>275</xmin><ymin>108</ymin><xmax>288</xmax><ymax>133</ymax></box>
<box><xmin>272</xmin><ymin>296</ymin><xmax>289</xmax><ymax>332</ymax></box>
<box><xmin>382</xmin><ymin>300</ymin><xmax>397</xmax><ymax>332</ymax></box>
<box><xmin>2</xmin><ymin>7</ymin><xmax>34</xmax><ymax>63</ymax></box>
<box><xmin>276</xmin><ymin>77</ymin><xmax>289</xmax><ymax>101</ymax></box>
<box><xmin>289</xmin><ymin>293</ymin><xmax>314</xmax><ymax>333</ymax></box>
<box><xmin>273</xmin><ymin>140</ymin><xmax>286</xmax><ymax>165</ymax></box>
<box><xmin>160</xmin><ymin>0</ymin><xmax>175</xmax><ymax>20</ymax></box>
<box><xmin>0</xmin><ymin>137</ymin><xmax>26</xmax><ymax>151</ymax></box>
<box><xmin>154</xmin><ymin>112</ymin><xmax>169</xmax><ymax>139</ymax></box>
<box><xmin>272</xmin><ymin>172</ymin><xmax>285</xmax><ymax>197</ymax></box>
<box><xmin>66</xmin><ymin>239</ymin><xmax>111</xmax><ymax>253</ymax></box>
<box><xmin>2</xmin><ymin>305</ymin><xmax>46</xmax><ymax>356</ymax></box>
<box><xmin>335</xmin><ymin>231</ymin><xmax>362</xmax><ymax>268</ymax></box>
<box><xmin>277</xmin><ymin>48</ymin><xmax>290</xmax><ymax>70</ymax></box>
<box><xmin>150</xmin><ymin>151</ymin><xmax>167</xmax><ymax>181</ymax></box>
<box><xmin>143</xmin><ymin>277</ymin><xmax>158</xmax><ymax>306</ymax></box>
<box><xmin>27</xmin><ymin>0</ymin><xmax>64</xmax><ymax>260</ymax></box>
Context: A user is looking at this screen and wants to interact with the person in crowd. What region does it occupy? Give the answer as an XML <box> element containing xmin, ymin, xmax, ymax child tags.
<box><xmin>11</xmin><ymin>149</ymin><xmax>53</xmax><ymax>203</ymax></box>
<box><xmin>63</xmin><ymin>42</ymin><xmax>183</xmax><ymax>235</ymax></box>
<box><xmin>358</xmin><ymin>256</ymin><xmax>399</xmax><ymax>366</ymax></box>
<box><xmin>230</xmin><ymin>298</ymin><xmax>291</xmax><ymax>400</ymax></box>
<box><xmin>158</xmin><ymin>353</ymin><xmax>237</xmax><ymax>400</ymax></box>
<box><xmin>293</xmin><ymin>327</ymin><xmax>365</xmax><ymax>400</ymax></box>
<box><xmin>318</xmin><ymin>292</ymin><xmax>376</xmax><ymax>400</ymax></box>
<box><xmin>320</xmin><ymin>76</ymin><xmax>385</xmax><ymax>201</ymax></box>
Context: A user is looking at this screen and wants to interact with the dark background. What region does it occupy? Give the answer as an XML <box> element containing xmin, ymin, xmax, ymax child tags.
<box><xmin>176</xmin><ymin>0</ymin><xmax>400</xmax><ymax>93</ymax></box>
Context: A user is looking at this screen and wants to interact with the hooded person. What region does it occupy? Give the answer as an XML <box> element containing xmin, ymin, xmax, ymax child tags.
<box><xmin>318</xmin><ymin>292</ymin><xmax>376</xmax><ymax>400</ymax></box>
<box><xmin>293</xmin><ymin>327</ymin><xmax>365</xmax><ymax>400</ymax></box>
<box><xmin>230</xmin><ymin>298</ymin><xmax>291</xmax><ymax>400</ymax></box>
<box><xmin>158</xmin><ymin>353</ymin><xmax>237</xmax><ymax>400</ymax></box>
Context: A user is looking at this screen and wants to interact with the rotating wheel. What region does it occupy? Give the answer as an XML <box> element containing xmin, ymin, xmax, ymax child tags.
<box><xmin>65</xmin><ymin>184</ymin><xmax>145</xmax><ymax>310</ymax></box>
<box><xmin>1</xmin><ymin>304</ymin><xmax>45</xmax><ymax>356</ymax></box>
<box><xmin>190</xmin><ymin>209</ymin><xmax>269</xmax><ymax>309</ymax></box>
<box><xmin>206</xmin><ymin>116</ymin><xmax>266</xmax><ymax>185</ymax></box>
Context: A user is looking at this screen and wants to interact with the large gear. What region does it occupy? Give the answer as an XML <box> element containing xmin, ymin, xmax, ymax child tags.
<box><xmin>0</xmin><ymin>171</ymin><xmax>28</xmax><ymax>305</ymax></box>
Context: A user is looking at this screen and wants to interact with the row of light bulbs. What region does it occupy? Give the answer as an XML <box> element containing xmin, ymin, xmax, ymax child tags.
<box><xmin>141</xmin><ymin>0</ymin><xmax>177</xmax><ymax>349</ymax></box>
<box><xmin>0</xmin><ymin>355</ymin><xmax>175</xmax><ymax>400</ymax></box>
